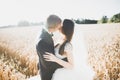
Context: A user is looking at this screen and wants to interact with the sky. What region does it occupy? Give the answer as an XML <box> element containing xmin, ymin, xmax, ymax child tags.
<box><xmin>0</xmin><ymin>0</ymin><xmax>120</xmax><ymax>26</ymax></box>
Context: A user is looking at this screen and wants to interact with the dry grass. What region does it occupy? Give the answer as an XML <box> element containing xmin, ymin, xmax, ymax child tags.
<box><xmin>0</xmin><ymin>26</ymin><xmax>40</xmax><ymax>79</ymax></box>
<box><xmin>0</xmin><ymin>54</ymin><xmax>26</xmax><ymax>80</ymax></box>
<box><xmin>82</xmin><ymin>24</ymin><xmax>120</xmax><ymax>80</ymax></box>
<box><xmin>0</xmin><ymin>24</ymin><xmax>120</xmax><ymax>80</ymax></box>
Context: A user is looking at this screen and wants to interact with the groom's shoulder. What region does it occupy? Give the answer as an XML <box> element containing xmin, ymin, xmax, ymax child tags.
<box><xmin>36</xmin><ymin>38</ymin><xmax>46</xmax><ymax>48</ymax></box>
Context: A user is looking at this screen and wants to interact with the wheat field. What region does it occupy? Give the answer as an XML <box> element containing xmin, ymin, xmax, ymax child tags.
<box><xmin>0</xmin><ymin>23</ymin><xmax>120</xmax><ymax>80</ymax></box>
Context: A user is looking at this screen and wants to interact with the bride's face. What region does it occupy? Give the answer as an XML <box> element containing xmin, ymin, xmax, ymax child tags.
<box><xmin>52</xmin><ymin>29</ymin><xmax>65</xmax><ymax>44</ymax></box>
<box><xmin>53</xmin><ymin>28</ymin><xmax>66</xmax><ymax>43</ymax></box>
<box><xmin>59</xmin><ymin>27</ymin><xmax>66</xmax><ymax>41</ymax></box>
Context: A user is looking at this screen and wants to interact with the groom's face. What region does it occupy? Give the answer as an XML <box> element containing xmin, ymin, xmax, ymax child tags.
<box><xmin>54</xmin><ymin>23</ymin><xmax>62</xmax><ymax>32</ymax></box>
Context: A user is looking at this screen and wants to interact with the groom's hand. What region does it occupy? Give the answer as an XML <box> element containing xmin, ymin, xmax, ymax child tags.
<box><xmin>43</xmin><ymin>52</ymin><xmax>58</xmax><ymax>62</ymax></box>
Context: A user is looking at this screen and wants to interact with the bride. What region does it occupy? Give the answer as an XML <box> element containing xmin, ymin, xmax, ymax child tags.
<box><xmin>43</xmin><ymin>19</ymin><xmax>95</xmax><ymax>80</ymax></box>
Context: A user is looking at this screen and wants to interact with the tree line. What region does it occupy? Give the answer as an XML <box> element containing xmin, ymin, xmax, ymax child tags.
<box><xmin>1</xmin><ymin>12</ymin><xmax>120</xmax><ymax>28</ymax></box>
<box><xmin>74</xmin><ymin>13</ymin><xmax>120</xmax><ymax>24</ymax></box>
<box><xmin>73</xmin><ymin>19</ymin><xmax>98</xmax><ymax>24</ymax></box>
<box><xmin>98</xmin><ymin>13</ymin><xmax>120</xmax><ymax>23</ymax></box>
<box><xmin>16</xmin><ymin>12</ymin><xmax>120</xmax><ymax>27</ymax></box>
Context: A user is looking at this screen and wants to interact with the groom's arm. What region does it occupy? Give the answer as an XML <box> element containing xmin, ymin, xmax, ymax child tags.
<box><xmin>36</xmin><ymin>39</ymin><xmax>56</xmax><ymax>68</ymax></box>
<box><xmin>36</xmin><ymin>39</ymin><xmax>54</xmax><ymax>55</ymax></box>
<box><xmin>36</xmin><ymin>39</ymin><xmax>47</xmax><ymax>68</ymax></box>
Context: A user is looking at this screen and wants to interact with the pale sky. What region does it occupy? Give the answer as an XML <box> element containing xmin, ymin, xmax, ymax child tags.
<box><xmin>0</xmin><ymin>0</ymin><xmax>120</xmax><ymax>26</ymax></box>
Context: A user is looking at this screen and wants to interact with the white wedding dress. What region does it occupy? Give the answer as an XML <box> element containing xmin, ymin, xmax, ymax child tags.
<box><xmin>52</xmin><ymin>30</ymin><xmax>95</xmax><ymax>80</ymax></box>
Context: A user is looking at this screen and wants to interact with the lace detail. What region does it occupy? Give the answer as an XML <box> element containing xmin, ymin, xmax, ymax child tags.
<box><xmin>55</xmin><ymin>42</ymin><xmax>72</xmax><ymax>59</ymax></box>
<box><xmin>64</xmin><ymin>42</ymin><xmax>73</xmax><ymax>54</ymax></box>
<box><xmin>55</xmin><ymin>45</ymin><xmax>66</xmax><ymax>59</ymax></box>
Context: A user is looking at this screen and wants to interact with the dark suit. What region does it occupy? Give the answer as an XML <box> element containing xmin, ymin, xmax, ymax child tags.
<box><xmin>36</xmin><ymin>29</ymin><xmax>63</xmax><ymax>80</ymax></box>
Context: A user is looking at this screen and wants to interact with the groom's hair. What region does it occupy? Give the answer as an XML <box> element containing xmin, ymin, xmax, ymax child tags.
<box><xmin>46</xmin><ymin>15</ymin><xmax>62</xmax><ymax>29</ymax></box>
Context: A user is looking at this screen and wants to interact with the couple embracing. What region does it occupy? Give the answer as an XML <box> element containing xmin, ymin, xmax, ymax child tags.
<box><xmin>36</xmin><ymin>15</ymin><xmax>75</xmax><ymax>80</ymax></box>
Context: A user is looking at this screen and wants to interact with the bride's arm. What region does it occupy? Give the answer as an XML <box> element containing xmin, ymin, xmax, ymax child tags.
<box><xmin>56</xmin><ymin>51</ymin><xmax>74</xmax><ymax>69</ymax></box>
<box><xmin>43</xmin><ymin>51</ymin><xmax>74</xmax><ymax>69</ymax></box>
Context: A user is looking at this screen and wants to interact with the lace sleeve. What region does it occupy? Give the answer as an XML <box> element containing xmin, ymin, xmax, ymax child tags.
<box><xmin>64</xmin><ymin>42</ymin><xmax>73</xmax><ymax>54</ymax></box>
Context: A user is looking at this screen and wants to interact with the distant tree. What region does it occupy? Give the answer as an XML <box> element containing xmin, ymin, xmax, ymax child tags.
<box><xmin>74</xmin><ymin>18</ymin><xmax>97</xmax><ymax>24</ymax></box>
<box><xmin>110</xmin><ymin>13</ymin><xmax>120</xmax><ymax>23</ymax></box>
<box><xmin>31</xmin><ymin>22</ymin><xmax>44</xmax><ymax>26</ymax></box>
<box><xmin>18</xmin><ymin>21</ymin><xmax>30</xmax><ymax>26</ymax></box>
<box><xmin>84</xmin><ymin>19</ymin><xmax>97</xmax><ymax>24</ymax></box>
<box><xmin>100</xmin><ymin>16</ymin><xmax>108</xmax><ymax>23</ymax></box>
<box><xmin>74</xmin><ymin>18</ymin><xmax>81</xmax><ymax>24</ymax></box>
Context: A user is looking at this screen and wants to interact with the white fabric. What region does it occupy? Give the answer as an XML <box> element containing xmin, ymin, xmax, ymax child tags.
<box><xmin>64</xmin><ymin>42</ymin><xmax>73</xmax><ymax>54</ymax></box>
<box><xmin>52</xmin><ymin>30</ymin><xmax>95</xmax><ymax>80</ymax></box>
<box><xmin>54</xmin><ymin>45</ymin><xmax>66</xmax><ymax>59</ymax></box>
<box><xmin>54</xmin><ymin>42</ymin><xmax>72</xmax><ymax>59</ymax></box>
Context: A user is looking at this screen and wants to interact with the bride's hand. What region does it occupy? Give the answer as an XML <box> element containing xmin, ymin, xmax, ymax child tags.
<box><xmin>43</xmin><ymin>52</ymin><xmax>58</xmax><ymax>62</ymax></box>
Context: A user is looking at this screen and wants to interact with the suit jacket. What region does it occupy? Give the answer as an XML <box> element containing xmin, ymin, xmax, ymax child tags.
<box><xmin>36</xmin><ymin>28</ymin><xmax>62</xmax><ymax>71</ymax></box>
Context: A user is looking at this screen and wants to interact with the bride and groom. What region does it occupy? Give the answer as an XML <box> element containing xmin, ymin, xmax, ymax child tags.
<box><xmin>36</xmin><ymin>15</ymin><xmax>94</xmax><ymax>80</ymax></box>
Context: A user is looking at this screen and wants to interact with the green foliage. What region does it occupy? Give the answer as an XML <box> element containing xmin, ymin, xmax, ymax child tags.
<box><xmin>98</xmin><ymin>13</ymin><xmax>120</xmax><ymax>24</ymax></box>
<box><xmin>110</xmin><ymin>13</ymin><xmax>120</xmax><ymax>23</ymax></box>
<box><xmin>74</xmin><ymin>18</ymin><xmax>97</xmax><ymax>24</ymax></box>
<box><xmin>99</xmin><ymin>16</ymin><xmax>108</xmax><ymax>23</ymax></box>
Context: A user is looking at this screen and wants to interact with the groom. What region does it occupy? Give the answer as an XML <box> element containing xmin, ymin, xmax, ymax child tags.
<box><xmin>36</xmin><ymin>15</ymin><xmax>62</xmax><ymax>80</ymax></box>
